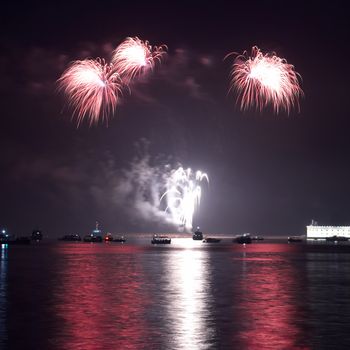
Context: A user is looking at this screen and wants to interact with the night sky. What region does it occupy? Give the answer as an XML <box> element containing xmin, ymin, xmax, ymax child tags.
<box><xmin>0</xmin><ymin>1</ymin><xmax>348</xmax><ymax>237</ymax></box>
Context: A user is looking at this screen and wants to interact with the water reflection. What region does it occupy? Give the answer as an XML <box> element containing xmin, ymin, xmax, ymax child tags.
<box><xmin>3</xmin><ymin>241</ymin><xmax>350</xmax><ymax>349</ymax></box>
<box><xmin>53</xmin><ymin>244</ymin><xmax>149</xmax><ymax>350</ymax></box>
<box><xmin>306</xmin><ymin>252</ymin><xmax>350</xmax><ymax>348</ymax></box>
<box><xmin>0</xmin><ymin>244</ymin><xmax>8</xmax><ymax>346</ymax></box>
<box><xmin>235</xmin><ymin>250</ymin><xmax>311</xmax><ymax>349</ymax></box>
<box><xmin>165</xmin><ymin>248</ymin><xmax>212</xmax><ymax>349</ymax></box>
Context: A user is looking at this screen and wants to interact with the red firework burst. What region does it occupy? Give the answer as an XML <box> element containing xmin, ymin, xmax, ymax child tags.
<box><xmin>228</xmin><ymin>46</ymin><xmax>303</xmax><ymax>114</ymax></box>
<box><xmin>112</xmin><ymin>37</ymin><xmax>166</xmax><ymax>82</ymax></box>
<box><xmin>58</xmin><ymin>58</ymin><xmax>122</xmax><ymax>126</ymax></box>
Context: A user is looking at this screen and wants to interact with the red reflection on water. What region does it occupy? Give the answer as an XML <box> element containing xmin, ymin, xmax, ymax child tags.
<box><xmin>235</xmin><ymin>244</ymin><xmax>311</xmax><ymax>350</ymax></box>
<box><xmin>53</xmin><ymin>244</ymin><xmax>150</xmax><ymax>350</ymax></box>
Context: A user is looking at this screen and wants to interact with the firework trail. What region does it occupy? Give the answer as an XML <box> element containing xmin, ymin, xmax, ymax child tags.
<box><xmin>114</xmin><ymin>152</ymin><xmax>208</xmax><ymax>232</ymax></box>
<box><xmin>112</xmin><ymin>37</ymin><xmax>167</xmax><ymax>82</ymax></box>
<box><xmin>58</xmin><ymin>58</ymin><xmax>122</xmax><ymax>126</ymax></box>
<box><xmin>227</xmin><ymin>46</ymin><xmax>303</xmax><ymax>114</ymax></box>
<box><xmin>160</xmin><ymin>167</ymin><xmax>209</xmax><ymax>231</ymax></box>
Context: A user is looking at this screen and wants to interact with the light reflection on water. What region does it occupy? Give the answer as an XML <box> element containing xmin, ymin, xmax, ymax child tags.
<box><xmin>0</xmin><ymin>245</ymin><xmax>8</xmax><ymax>343</ymax></box>
<box><xmin>165</xmin><ymin>248</ymin><xmax>211</xmax><ymax>349</ymax></box>
<box><xmin>235</xmin><ymin>252</ymin><xmax>311</xmax><ymax>349</ymax></box>
<box><xmin>1</xmin><ymin>241</ymin><xmax>350</xmax><ymax>349</ymax></box>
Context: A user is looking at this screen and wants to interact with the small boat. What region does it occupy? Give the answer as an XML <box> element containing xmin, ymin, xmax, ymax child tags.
<box><xmin>233</xmin><ymin>234</ymin><xmax>252</xmax><ymax>244</ymax></box>
<box><xmin>326</xmin><ymin>235</ymin><xmax>349</xmax><ymax>242</ymax></box>
<box><xmin>104</xmin><ymin>233</ymin><xmax>114</xmax><ymax>242</ymax></box>
<box><xmin>113</xmin><ymin>236</ymin><xmax>126</xmax><ymax>243</ymax></box>
<box><xmin>59</xmin><ymin>234</ymin><xmax>81</xmax><ymax>241</ymax></box>
<box><xmin>193</xmin><ymin>228</ymin><xmax>203</xmax><ymax>240</ymax></box>
<box><xmin>0</xmin><ymin>231</ymin><xmax>31</xmax><ymax>245</ymax></box>
<box><xmin>202</xmin><ymin>237</ymin><xmax>221</xmax><ymax>243</ymax></box>
<box><xmin>31</xmin><ymin>229</ymin><xmax>43</xmax><ymax>241</ymax></box>
<box><xmin>0</xmin><ymin>231</ymin><xmax>13</xmax><ymax>243</ymax></box>
<box><xmin>288</xmin><ymin>236</ymin><xmax>303</xmax><ymax>243</ymax></box>
<box><xmin>151</xmin><ymin>234</ymin><xmax>171</xmax><ymax>244</ymax></box>
<box><xmin>84</xmin><ymin>221</ymin><xmax>103</xmax><ymax>242</ymax></box>
<box><xmin>251</xmin><ymin>235</ymin><xmax>264</xmax><ymax>241</ymax></box>
<box><xmin>83</xmin><ymin>235</ymin><xmax>103</xmax><ymax>243</ymax></box>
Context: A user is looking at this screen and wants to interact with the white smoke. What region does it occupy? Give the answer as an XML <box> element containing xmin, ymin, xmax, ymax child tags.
<box><xmin>113</xmin><ymin>153</ymin><xmax>208</xmax><ymax>232</ymax></box>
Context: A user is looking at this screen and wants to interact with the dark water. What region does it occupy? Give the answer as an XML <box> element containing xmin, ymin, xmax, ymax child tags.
<box><xmin>1</xmin><ymin>238</ymin><xmax>350</xmax><ymax>350</ymax></box>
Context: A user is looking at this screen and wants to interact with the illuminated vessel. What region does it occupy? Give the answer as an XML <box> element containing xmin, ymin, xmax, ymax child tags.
<box><xmin>202</xmin><ymin>237</ymin><xmax>221</xmax><ymax>243</ymax></box>
<box><xmin>325</xmin><ymin>235</ymin><xmax>349</xmax><ymax>242</ymax></box>
<box><xmin>31</xmin><ymin>229</ymin><xmax>43</xmax><ymax>241</ymax></box>
<box><xmin>193</xmin><ymin>227</ymin><xmax>203</xmax><ymax>240</ymax></box>
<box><xmin>104</xmin><ymin>233</ymin><xmax>114</xmax><ymax>242</ymax></box>
<box><xmin>0</xmin><ymin>229</ymin><xmax>12</xmax><ymax>243</ymax></box>
<box><xmin>83</xmin><ymin>222</ymin><xmax>103</xmax><ymax>242</ymax></box>
<box><xmin>0</xmin><ymin>230</ymin><xmax>31</xmax><ymax>245</ymax></box>
<box><xmin>307</xmin><ymin>220</ymin><xmax>350</xmax><ymax>241</ymax></box>
<box><xmin>151</xmin><ymin>234</ymin><xmax>171</xmax><ymax>244</ymax></box>
<box><xmin>59</xmin><ymin>234</ymin><xmax>82</xmax><ymax>241</ymax></box>
<box><xmin>104</xmin><ymin>233</ymin><xmax>126</xmax><ymax>243</ymax></box>
<box><xmin>83</xmin><ymin>235</ymin><xmax>103</xmax><ymax>242</ymax></box>
<box><xmin>233</xmin><ymin>234</ymin><xmax>252</xmax><ymax>244</ymax></box>
<box><xmin>288</xmin><ymin>236</ymin><xmax>303</xmax><ymax>243</ymax></box>
<box><xmin>113</xmin><ymin>236</ymin><xmax>126</xmax><ymax>243</ymax></box>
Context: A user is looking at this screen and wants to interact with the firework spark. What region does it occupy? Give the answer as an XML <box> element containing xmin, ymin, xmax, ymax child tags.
<box><xmin>227</xmin><ymin>46</ymin><xmax>303</xmax><ymax>114</ymax></box>
<box><xmin>112</xmin><ymin>37</ymin><xmax>166</xmax><ymax>82</ymax></box>
<box><xmin>58</xmin><ymin>58</ymin><xmax>122</xmax><ymax>126</ymax></box>
<box><xmin>160</xmin><ymin>167</ymin><xmax>209</xmax><ymax>231</ymax></box>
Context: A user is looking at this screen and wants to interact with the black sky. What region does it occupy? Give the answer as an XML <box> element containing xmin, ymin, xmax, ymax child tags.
<box><xmin>0</xmin><ymin>0</ymin><xmax>349</xmax><ymax>237</ymax></box>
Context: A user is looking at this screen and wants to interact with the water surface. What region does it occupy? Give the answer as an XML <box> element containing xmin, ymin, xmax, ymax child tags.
<box><xmin>1</xmin><ymin>239</ymin><xmax>350</xmax><ymax>349</ymax></box>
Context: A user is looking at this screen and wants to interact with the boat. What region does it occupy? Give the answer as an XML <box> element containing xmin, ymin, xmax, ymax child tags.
<box><xmin>104</xmin><ymin>233</ymin><xmax>126</xmax><ymax>243</ymax></box>
<box><xmin>151</xmin><ymin>234</ymin><xmax>171</xmax><ymax>244</ymax></box>
<box><xmin>193</xmin><ymin>227</ymin><xmax>203</xmax><ymax>240</ymax></box>
<box><xmin>0</xmin><ymin>231</ymin><xmax>31</xmax><ymax>245</ymax></box>
<box><xmin>202</xmin><ymin>237</ymin><xmax>221</xmax><ymax>243</ymax></box>
<box><xmin>83</xmin><ymin>234</ymin><xmax>103</xmax><ymax>242</ymax></box>
<box><xmin>306</xmin><ymin>220</ymin><xmax>350</xmax><ymax>241</ymax></box>
<box><xmin>59</xmin><ymin>234</ymin><xmax>81</xmax><ymax>241</ymax></box>
<box><xmin>288</xmin><ymin>236</ymin><xmax>304</xmax><ymax>243</ymax></box>
<box><xmin>251</xmin><ymin>235</ymin><xmax>264</xmax><ymax>241</ymax></box>
<box><xmin>104</xmin><ymin>233</ymin><xmax>114</xmax><ymax>242</ymax></box>
<box><xmin>325</xmin><ymin>235</ymin><xmax>349</xmax><ymax>242</ymax></box>
<box><xmin>113</xmin><ymin>236</ymin><xmax>126</xmax><ymax>243</ymax></box>
<box><xmin>84</xmin><ymin>221</ymin><xmax>103</xmax><ymax>242</ymax></box>
<box><xmin>0</xmin><ymin>230</ymin><xmax>12</xmax><ymax>243</ymax></box>
<box><xmin>233</xmin><ymin>234</ymin><xmax>252</xmax><ymax>244</ymax></box>
<box><xmin>31</xmin><ymin>229</ymin><xmax>43</xmax><ymax>241</ymax></box>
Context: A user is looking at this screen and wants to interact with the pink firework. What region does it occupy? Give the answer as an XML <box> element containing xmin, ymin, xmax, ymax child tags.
<box><xmin>228</xmin><ymin>46</ymin><xmax>303</xmax><ymax>114</ymax></box>
<box><xmin>58</xmin><ymin>58</ymin><xmax>122</xmax><ymax>126</ymax></box>
<box><xmin>112</xmin><ymin>37</ymin><xmax>166</xmax><ymax>82</ymax></box>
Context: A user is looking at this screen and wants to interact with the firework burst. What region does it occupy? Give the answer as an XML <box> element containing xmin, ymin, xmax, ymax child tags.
<box><xmin>227</xmin><ymin>46</ymin><xmax>303</xmax><ymax>114</ymax></box>
<box><xmin>58</xmin><ymin>58</ymin><xmax>122</xmax><ymax>126</ymax></box>
<box><xmin>112</xmin><ymin>37</ymin><xmax>166</xmax><ymax>82</ymax></box>
<box><xmin>160</xmin><ymin>167</ymin><xmax>209</xmax><ymax>231</ymax></box>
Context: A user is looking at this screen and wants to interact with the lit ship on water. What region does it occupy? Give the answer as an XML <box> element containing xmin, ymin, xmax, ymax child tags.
<box><xmin>193</xmin><ymin>227</ymin><xmax>203</xmax><ymax>240</ymax></box>
<box><xmin>306</xmin><ymin>220</ymin><xmax>350</xmax><ymax>242</ymax></box>
<box><xmin>83</xmin><ymin>222</ymin><xmax>103</xmax><ymax>242</ymax></box>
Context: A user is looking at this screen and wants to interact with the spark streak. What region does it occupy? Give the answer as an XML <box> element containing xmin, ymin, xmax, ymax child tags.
<box><xmin>160</xmin><ymin>167</ymin><xmax>209</xmax><ymax>231</ymax></box>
